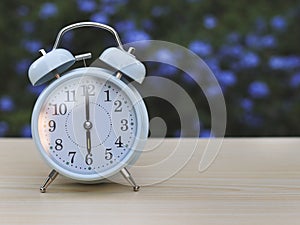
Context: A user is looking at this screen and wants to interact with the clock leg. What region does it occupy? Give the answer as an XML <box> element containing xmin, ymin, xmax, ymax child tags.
<box><xmin>120</xmin><ymin>167</ymin><xmax>140</xmax><ymax>192</ymax></box>
<box><xmin>40</xmin><ymin>170</ymin><xmax>59</xmax><ymax>193</ymax></box>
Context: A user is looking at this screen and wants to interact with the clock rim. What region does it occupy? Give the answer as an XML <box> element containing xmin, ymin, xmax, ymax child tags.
<box><xmin>31</xmin><ymin>67</ymin><xmax>149</xmax><ymax>181</ymax></box>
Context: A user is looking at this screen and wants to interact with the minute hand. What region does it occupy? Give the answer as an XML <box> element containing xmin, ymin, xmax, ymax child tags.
<box><xmin>85</xmin><ymin>93</ymin><xmax>90</xmax><ymax>122</ymax></box>
<box><xmin>83</xmin><ymin>90</ymin><xmax>93</xmax><ymax>155</ymax></box>
<box><xmin>86</xmin><ymin>130</ymin><xmax>91</xmax><ymax>154</ymax></box>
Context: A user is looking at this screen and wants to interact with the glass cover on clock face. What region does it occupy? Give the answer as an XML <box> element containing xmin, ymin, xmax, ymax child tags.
<box><xmin>37</xmin><ymin>74</ymin><xmax>138</xmax><ymax>176</ymax></box>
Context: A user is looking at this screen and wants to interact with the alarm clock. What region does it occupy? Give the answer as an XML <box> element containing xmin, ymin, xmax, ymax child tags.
<box><xmin>28</xmin><ymin>22</ymin><xmax>149</xmax><ymax>193</ymax></box>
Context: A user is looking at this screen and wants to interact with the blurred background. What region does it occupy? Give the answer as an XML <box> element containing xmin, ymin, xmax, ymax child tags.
<box><xmin>0</xmin><ymin>0</ymin><xmax>300</xmax><ymax>137</ymax></box>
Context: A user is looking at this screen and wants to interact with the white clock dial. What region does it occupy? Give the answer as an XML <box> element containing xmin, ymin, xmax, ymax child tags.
<box><xmin>33</xmin><ymin>68</ymin><xmax>146</xmax><ymax>180</ymax></box>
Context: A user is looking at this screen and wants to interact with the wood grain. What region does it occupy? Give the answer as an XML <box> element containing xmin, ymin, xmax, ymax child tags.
<box><xmin>0</xmin><ymin>138</ymin><xmax>300</xmax><ymax>225</ymax></box>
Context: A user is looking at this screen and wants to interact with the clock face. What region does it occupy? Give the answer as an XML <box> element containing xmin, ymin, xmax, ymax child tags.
<box><xmin>32</xmin><ymin>68</ymin><xmax>147</xmax><ymax>181</ymax></box>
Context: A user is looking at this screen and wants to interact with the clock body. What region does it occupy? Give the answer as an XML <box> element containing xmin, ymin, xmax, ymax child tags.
<box><xmin>31</xmin><ymin>67</ymin><xmax>148</xmax><ymax>182</ymax></box>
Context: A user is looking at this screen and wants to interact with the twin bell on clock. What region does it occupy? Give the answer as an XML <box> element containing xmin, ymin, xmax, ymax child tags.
<box><xmin>28</xmin><ymin>22</ymin><xmax>149</xmax><ymax>193</ymax></box>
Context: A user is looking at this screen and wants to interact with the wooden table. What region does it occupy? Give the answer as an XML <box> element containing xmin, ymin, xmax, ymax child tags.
<box><xmin>0</xmin><ymin>138</ymin><xmax>300</xmax><ymax>224</ymax></box>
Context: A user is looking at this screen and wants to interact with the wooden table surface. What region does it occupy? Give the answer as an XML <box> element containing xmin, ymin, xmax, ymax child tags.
<box><xmin>0</xmin><ymin>138</ymin><xmax>300</xmax><ymax>225</ymax></box>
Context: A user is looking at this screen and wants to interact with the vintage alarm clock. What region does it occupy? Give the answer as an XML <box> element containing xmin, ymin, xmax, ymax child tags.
<box><xmin>28</xmin><ymin>22</ymin><xmax>149</xmax><ymax>193</ymax></box>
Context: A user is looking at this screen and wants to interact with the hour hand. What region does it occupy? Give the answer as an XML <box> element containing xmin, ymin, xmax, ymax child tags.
<box><xmin>86</xmin><ymin>129</ymin><xmax>91</xmax><ymax>154</ymax></box>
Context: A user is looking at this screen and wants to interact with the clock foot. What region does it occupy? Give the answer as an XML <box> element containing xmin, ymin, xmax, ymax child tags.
<box><xmin>40</xmin><ymin>170</ymin><xmax>59</xmax><ymax>193</ymax></box>
<box><xmin>120</xmin><ymin>167</ymin><xmax>140</xmax><ymax>192</ymax></box>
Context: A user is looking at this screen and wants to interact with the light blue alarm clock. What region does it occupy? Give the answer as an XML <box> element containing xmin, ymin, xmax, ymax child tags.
<box><xmin>28</xmin><ymin>22</ymin><xmax>149</xmax><ymax>193</ymax></box>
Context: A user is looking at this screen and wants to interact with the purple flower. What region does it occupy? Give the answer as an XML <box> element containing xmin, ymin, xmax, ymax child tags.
<box><xmin>77</xmin><ymin>0</ymin><xmax>96</xmax><ymax>12</ymax></box>
<box><xmin>0</xmin><ymin>96</ymin><xmax>15</xmax><ymax>112</ymax></box>
<box><xmin>269</xmin><ymin>56</ymin><xmax>285</xmax><ymax>70</ymax></box>
<box><xmin>189</xmin><ymin>40</ymin><xmax>212</xmax><ymax>57</ymax></box>
<box><xmin>21</xmin><ymin>124</ymin><xmax>32</xmax><ymax>137</ymax></box>
<box><xmin>0</xmin><ymin>121</ymin><xmax>9</xmax><ymax>136</ymax></box>
<box><xmin>115</xmin><ymin>20</ymin><xmax>136</xmax><ymax>33</ymax></box>
<box><xmin>154</xmin><ymin>49</ymin><xmax>175</xmax><ymax>65</ymax></box>
<box><xmin>206</xmin><ymin>85</ymin><xmax>223</xmax><ymax>97</ymax></box>
<box><xmin>102</xmin><ymin>5</ymin><xmax>116</xmax><ymax>15</ymax></box>
<box><xmin>271</xmin><ymin>15</ymin><xmax>287</xmax><ymax>31</ymax></box>
<box><xmin>289</xmin><ymin>72</ymin><xmax>300</xmax><ymax>88</ymax></box>
<box><xmin>22</xmin><ymin>40</ymin><xmax>42</xmax><ymax>53</ymax></box>
<box><xmin>39</xmin><ymin>2</ymin><xmax>58</xmax><ymax>19</ymax></box>
<box><xmin>205</xmin><ymin>57</ymin><xmax>220</xmax><ymax>76</ymax></box>
<box><xmin>245</xmin><ymin>34</ymin><xmax>260</xmax><ymax>48</ymax></box>
<box><xmin>219</xmin><ymin>45</ymin><xmax>244</xmax><ymax>58</ymax></box>
<box><xmin>27</xmin><ymin>85</ymin><xmax>47</xmax><ymax>96</ymax></box>
<box><xmin>15</xmin><ymin>59</ymin><xmax>31</xmax><ymax>75</ymax></box>
<box><xmin>156</xmin><ymin>64</ymin><xmax>178</xmax><ymax>77</ymax></box>
<box><xmin>200</xmin><ymin>129</ymin><xmax>214</xmax><ymax>138</ymax></box>
<box><xmin>240</xmin><ymin>98</ymin><xmax>253</xmax><ymax>111</ymax></box>
<box><xmin>173</xmin><ymin>129</ymin><xmax>181</xmax><ymax>137</ymax></box>
<box><xmin>203</xmin><ymin>15</ymin><xmax>218</xmax><ymax>29</ymax></box>
<box><xmin>183</xmin><ymin>73</ymin><xmax>195</xmax><ymax>84</ymax></box>
<box><xmin>248</xmin><ymin>81</ymin><xmax>270</xmax><ymax>98</ymax></box>
<box><xmin>61</xmin><ymin>31</ymin><xmax>74</xmax><ymax>43</ymax></box>
<box><xmin>217</xmin><ymin>70</ymin><xmax>237</xmax><ymax>87</ymax></box>
<box><xmin>123</xmin><ymin>30</ymin><xmax>150</xmax><ymax>43</ymax></box>
<box><xmin>90</xmin><ymin>12</ymin><xmax>108</xmax><ymax>23</ymax></box>
<box><xmin>240</xmin><ymin>52</ymin><xmax>260</xmax><ymax>68</ymax></box>
<box><xmin>269</xmin><ymin>55</ymin><xmax>300</xmax><ymax>70</ymax></box>
<box><xmin>261</xmin><ymin>35</ymin><xmax>277</xmax><ymax>48</ymax></box>
<box><xmin>246</xmin><ymin>34</ymin><xmax>277</xmax><ymax>49</ymax></box>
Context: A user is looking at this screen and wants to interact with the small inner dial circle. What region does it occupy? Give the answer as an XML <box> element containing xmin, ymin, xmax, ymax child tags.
<box><xmin>65</xmin><ymin>102</ymin><xmax>112</xmax><ymax>148</ymax></box>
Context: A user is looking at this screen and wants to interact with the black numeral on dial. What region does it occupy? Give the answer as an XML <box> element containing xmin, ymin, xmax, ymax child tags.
<box><xmin>121</xmin><ymin>119</ymin><xmax>128</xmax><ymax>131</ymax></box>
<box><xmin>115</xmin><ymin>136</ymin><xmax>123</xmax><ymax>148</ymax></box>
<box><xmin>104</xmin><ymin>90</ymin><xmax>111</xmax><ymax>102</ymax></box>
<box><xmin>51</xmin><ymin>103</ymin><xmax>67</xmax><ymax>115</ymax></box>
<box><xmin>85</xmin><ymin>153</ymin><xmax>93</xmax><ymax>165</ymax></box>
<box><xmin>114</xmin><ymin>100</ymin><xmax>122</xmax><ymax>112</ymax></box>
<box><xmin>65</xmin><ymin>90</ymin><xmax>76</xmax><ymax>102</ymax></box>
<box><xmin>48</xmin><ymin>120</ymin><xmax>56</xmax><ymax>132</ymax></box>
<box><xmin>105</xmin><ymin>148</ymin><xmax>113</xmax><ymax>160</ymax></box>
<box><xmin>68</xmin><ymin>151</ymin><xmax>76</xmax><ymax>163</ymax></box>
<box><xmin>55</xmin><ymin>139</ymin><xmax>63</xmax><ymax>151</ymax></box>
<box><xmin>81</xmin><ymin>84</ymin><xmax>95</xmax><ymax>96</ymax></box>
